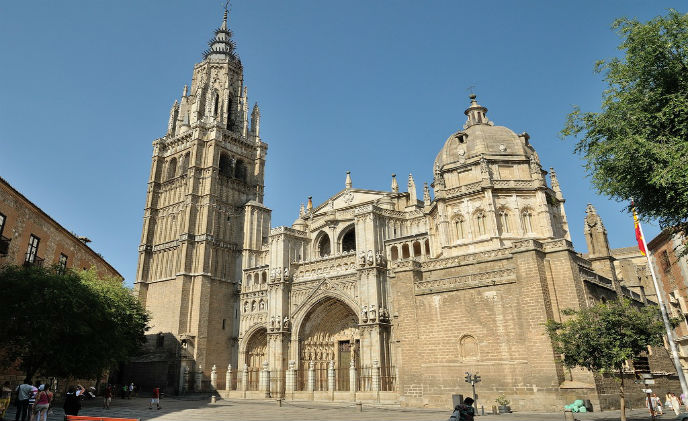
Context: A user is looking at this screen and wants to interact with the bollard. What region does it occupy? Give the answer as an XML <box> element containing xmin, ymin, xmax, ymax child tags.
<box><xmin>564</xmin><ymin>409</ymin><xmax>574</xmax><ymax>421</ymax></box>
<box><xmin>210</xmin><ymin>395</ymin><xmax>217</xmax><ymax>404</ymax></box>
<box><xmin>356</xmin><ymin>402</ymin><xmax>363</xmax><ymax>412</ymax></box>
<box><xmin>481</xmin><ymin>405</ymin><xmax>484</xmax><ymax>416</ymax></box>
<box><xmin>276</xmin><ymin>398</ymin><xmax>282</xmax><ymax>407</ymax></box>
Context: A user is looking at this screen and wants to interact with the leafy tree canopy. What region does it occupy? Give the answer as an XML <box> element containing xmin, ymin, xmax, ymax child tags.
<box><xmin>0</xmin><ymin>265</ymin><xmax>149</xmax><ymax>382</ymax></box>
<box><xmin>546</xmin><ymin>299</ymin><xmax>665</xmax><ymax>372</ymax></box>
<box><xmin>562</xmin><ymin>9</ymin><xmax>688</xmax><ymax>237</ymax></box>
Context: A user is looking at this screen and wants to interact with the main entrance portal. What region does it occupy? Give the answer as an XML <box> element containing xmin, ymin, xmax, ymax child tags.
<box><xmin>299</xmin><ymin>298</ymin><xmax>359</xmax><ymax>391</ymax></box>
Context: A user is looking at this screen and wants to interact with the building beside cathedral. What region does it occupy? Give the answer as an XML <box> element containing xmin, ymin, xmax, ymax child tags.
<box><xmin>131</xmin><ymin>10</ymin><xmax>680</xmax><ymax>411</ymax></box>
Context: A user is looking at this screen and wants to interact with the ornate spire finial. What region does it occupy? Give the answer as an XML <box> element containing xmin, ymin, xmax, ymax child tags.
<box><xmin>345</xmin><ymin>171</ymin><xmax>352</xmax><ymax>189</ymax></box>
<box><xmin>423</xmin><ymin>182</ymin><xmax>431</xmax><ymax>206</ymax></box>
<box><xmin>203</xmin><ymin>5</ymin><xmax>240</xmax><ymax>62</ymax></box>
<box><xmin>391</xmin><ymin>174</ymin><xmax>399</xmax><ymax>193</ymax></box>
<box><xmin>408</xmin><ymin>173</ymin><xmax>417</xmax><ymax>203</ymax></box>
<box><xmin>463</xmin><ymin>93</ymin><xmax>491</xmax><ymax>129</ymax></box>
<box><xmin>307</xmin><ymin>196</ymin><xmax>313</xmax><ymax>212</ymax></box>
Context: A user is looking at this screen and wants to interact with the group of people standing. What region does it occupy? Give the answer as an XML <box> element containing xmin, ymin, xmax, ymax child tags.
<box><xmin>11</xmin><ymin>381</ymin><xmax>53</xmax><ymax>421</ymax></box>
<box><xmin>647</xmin><ymin>392</ymin><xmax>685</xmax><ymax>416</ymax></box>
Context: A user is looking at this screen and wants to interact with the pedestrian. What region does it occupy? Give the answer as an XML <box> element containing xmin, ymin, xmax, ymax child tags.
<box><xmin>121</xmin><ymin>384</ymin><xmax>127</xmax><ymax>399</ymax></box>
<box><xmin>149</xmin><ymin>387</ymin><xmax>161</xmax><ymax>410</ymax></box>
<box><xmin>671</xmin><ymin>392</ymin><xmax>681</xmax><ymax>416</ymax></box>
<box><xmin>449</xmin><ymin>397</ymin><xmax>475</xmax><ymax>421</ymax></box>
<box><xmin>128</xmin><ymin>382</ymin><xmax>134</xmax><ymax>399</ymax></box>
<box><xmin>25</xmin><ymin>384</ymin><xmax>37</xmax><ymax>421</ymax></box>
<box><xmin>30</xmin><ymin>385</ymin><xmax>51</xmax><ymax>421</ymax></box>
<box><xmin>13</xmin><ymin>381</ymin><xmax>33</xmax><ymax>421</ymax></box>
<box><xmin>651</xmin><ymin>393</ymin><xmax>663</xmax><ymax>415</ymax></box>
<box><xmin>62</xmin><ymin>386</ymin><xmax>81</xmax><ymax>417</ymax></box>
<box><xmin>103</xmin><ymin>384</ymin><xmax>112</xmax><ymax>409</ymax></box>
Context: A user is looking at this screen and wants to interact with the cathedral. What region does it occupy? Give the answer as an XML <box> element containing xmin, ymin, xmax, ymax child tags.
<box><xmin>131</xmin><ymin>10</ymin><xmax>679</xmax><ymax>411</ymax></box>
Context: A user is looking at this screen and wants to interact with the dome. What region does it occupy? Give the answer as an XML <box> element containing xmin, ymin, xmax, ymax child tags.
<box><xmin>434</xmin><ymin>95</ymin><xmax>534</xmax><ymax>171</ymax></box>
<box><xmin>292</xmin><ymin>217</ymin><xmax>307</xmax><ymax>231</ymax></box>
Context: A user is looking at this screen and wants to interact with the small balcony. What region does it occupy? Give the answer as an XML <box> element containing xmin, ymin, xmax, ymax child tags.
<box><xmin>23</xmin><ymin>253</ymin><xmax>44</xmax><ymax>268</ymax></box>
<box><xmin>0</xmin><ymin>235</ymin><xmax>10</xmax><ymax>256</ymax></box>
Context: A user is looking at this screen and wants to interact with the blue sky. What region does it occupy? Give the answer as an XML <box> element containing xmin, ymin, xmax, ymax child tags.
<box><xmin>0</xmin><ymin>1</ymin><xmax>681</xmax><ymax>285</ymax></box>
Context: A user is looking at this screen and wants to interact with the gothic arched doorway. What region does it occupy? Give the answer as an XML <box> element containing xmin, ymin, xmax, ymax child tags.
<box><xmin>298</xmin><ymin>297</ymin><xmax>359</xmax><ymax>391</ymax></box>
<box><xmin>244</xmin><ymin>328</ymin><xmax>267</xmax><ymax>391</ymax></box>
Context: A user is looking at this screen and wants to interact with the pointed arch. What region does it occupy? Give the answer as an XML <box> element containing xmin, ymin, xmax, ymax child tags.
<box><xmin>219</xmin><ymin>153</ymin><xmax>233</xmax><ymax>178</ymax></box>
<box><xmin>453</xmin><ymin>214</ymin><xmax>466</xmax><ymax>241</ymax></box>
<box><xmin>473</xmin><ymin>209</ymin><xmax>487</xmax><ymax>236</ymax></box>
<box><xmin>166</xmin><ymin>157</ymin><xmax>177</xmax><ymax>180</ymax></box>
<box><xmin>498</xmin><ymin>207</ymin><xmax>511</xmax><ymax>234</ymax></box>
<box><xmin>521</xmin><ymin>208</ymin><xmax>534</xmax><ymax>233</ymax></box>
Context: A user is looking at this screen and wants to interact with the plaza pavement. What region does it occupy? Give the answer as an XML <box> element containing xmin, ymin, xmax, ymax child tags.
<box><xmin>3</xmin><ymin>395</ymin><xmax>678</xmax><ymax>421</ymax></box>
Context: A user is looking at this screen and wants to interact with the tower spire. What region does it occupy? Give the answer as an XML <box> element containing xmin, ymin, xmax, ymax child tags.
<box><xmin>203</xmin><ymin>5</ymin><xmax>240</xmax><ymax>62</ymax></box>
<box><xmin>391</xmin><ymin>174</ymin><xmax>399</xmax><ymax>193</ymax></box>
<box><xmin>464</xmin><ymin>94</ymin><xmax>491</xmax><ymax>128</ymax></box>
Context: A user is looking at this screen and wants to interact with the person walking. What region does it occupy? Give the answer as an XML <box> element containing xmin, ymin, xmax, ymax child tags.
<box><xmin>103</xmin><ymin>384</ymin><xmax>112</xmax><ymax>409</ymax></box>
<box><xmin>62</xmin><ymin>386</ymin><xmax>81</xmax><ymax>417</ymax></box>
<box><xmin>671</xmin><ymin>392</ymin><xmax>681</xmax><ymax>416</ymax></box>
<box><xmin>651</xmin><ymin>393</ymin><xmax>663</xmax><ymax>415</ymax></box>
<box><xmin>13</xmin><ymin>381</ymin><xmax>33</xmax><ymax>421</ymax></box>
<box><xmin>30</xmin><ymin>385</ymin><xmax>50</xmax><ymax>421</ymax></box>
<box><xmin>149</xmin><ymin>387</ymin><xmax>161</xmax><ymax>410</ymax></box>
<box><xmin>128</xmin><ymin>383</ymin><xmax>134</xmax><ymax>399</ymax></box>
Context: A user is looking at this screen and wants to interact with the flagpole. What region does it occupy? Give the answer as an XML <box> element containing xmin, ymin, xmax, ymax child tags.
<box><xmin>636</xmin><ymin>215</ymin><xmax>688</xmax><ymax>397</ymax></box>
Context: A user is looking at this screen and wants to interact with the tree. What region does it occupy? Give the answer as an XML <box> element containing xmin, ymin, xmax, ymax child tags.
<box><xmin>546</xmin><ymin>299</ymin><xmax>665</xmax><ymax>421</ymax></box>
<box><xmin>0</xmin><ymin>265</ymin><xmax>149</xmax><ymax>382</ymax></box>
<box><xmin>562</xmin><ymin>10</ymin><xmax>688</xmax><ymax>242</ymax></box>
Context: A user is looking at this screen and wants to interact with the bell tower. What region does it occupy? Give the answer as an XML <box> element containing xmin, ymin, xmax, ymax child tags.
<box><xmin>133</xmin><ymin>8</ymin><xmax>269</xmax><ymax>393</ymax></box>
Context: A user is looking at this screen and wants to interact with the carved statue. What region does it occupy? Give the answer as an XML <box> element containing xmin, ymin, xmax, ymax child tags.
<box><xmin>283</xmin><ymin>316</ymin><xmax>290</xmax><ymax>329</ymax></box>
<box><xmin>359</xmin><ymin>251</ymin><xmax>366</xmax><ymax>266</ymax></box>
<box><xmin>361</xmin><ymin>305</ymin><xmax>368</xmax><ymax>322</ymax></box>
<box><xmin>367</xmin><ymin>250</ymin><xmax>374</xmax><ymax>266</ymax></box>
<box><xmin>288</xmin><ymin>360</ymin><xmax>296</xmax><ymax>370</ymax></box>
<box><xmin>375</xmin><ymin>251</ymin><xmax>383</xmax><ymax>265</ymax></box>
<box><xmin>284</xmin><ymin>267</ymin><xmax>289</xmax><ymax>278</ymax></box>
<box><xmin>270</xmin><ymin>316</ymin><xmax>275</xmax><ymax>329</ymax></box>
<box><xmin>369</xmin><ymin>304</ymin><xmax>377</xmax><ymax>322</ymax></box>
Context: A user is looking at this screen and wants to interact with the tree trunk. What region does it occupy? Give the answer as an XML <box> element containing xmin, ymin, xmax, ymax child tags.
<box><xmin>619</xmin><ymin>366</ymin><xmax>627</xmax><ymax>421</ymax></box>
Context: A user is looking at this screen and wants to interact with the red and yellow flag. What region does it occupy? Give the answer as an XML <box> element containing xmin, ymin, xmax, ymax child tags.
<box><xmin>633</xmin><ymin>208</ymin><xmax>646</xmax><ymax>256</ymax></box>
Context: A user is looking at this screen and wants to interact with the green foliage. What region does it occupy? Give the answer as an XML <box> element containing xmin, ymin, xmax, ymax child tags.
<box><xmin>561</xmin><ymin>10</ymin><xmax>688</xmax><ymax>238</ymax></box>
<box><xmin>0</xmin><ymin>265</ymin><xmax>149</xmax><ymax>382</ymax></box>
<box><xmin>495</xmin><ymin>394</ymin><xmax>510</xmax><ymax>406</ymax></box>
<box><xmin>546</xmin><ymin>299</ymin><xmax>665</xmax><ymax>372</ymax></box>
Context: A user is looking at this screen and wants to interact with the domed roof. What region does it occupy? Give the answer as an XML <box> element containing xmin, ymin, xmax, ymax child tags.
<box><xmin>434</xmin><ymin>95</ymin><xmax>534</xmax><ymax>170</ymax></box>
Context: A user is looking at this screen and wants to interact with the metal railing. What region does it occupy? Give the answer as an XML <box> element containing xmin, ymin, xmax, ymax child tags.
<box><xmin>23</xmin><ymin>253</ymin><xmax>44</xmax><ymax>267</ymax></box>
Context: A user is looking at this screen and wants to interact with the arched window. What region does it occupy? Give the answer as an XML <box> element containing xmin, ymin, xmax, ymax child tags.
<box><xmin>521</xmin><ymin>209</ymin><xmax>533</xmax><ymax>233</ymax></box>
<box><xmin>251</xmin><ymin>300</ymin><xmax>257</xmax><ymax>312</ymax></box>
<box><xmin>243</xmin><ymin>301</ymin><xmax>249</xmax><ymax>313</ymax></box>
<box><xmin>318</xmin><ymin>233</ymin><xmax>331</xmax><ymax>257</ymax></box>
<box><xmin>341</xmin><ymin>227</ymin><xmax>356</xmax><ymax>252</ymax></box>
<box><xmin>166</xmin><ymin>157</ymin><xmax>177</xmax><ymax>180</ymax></box>
<box><xmin>219</xmin><ymin>153</ymin><xmax>233</xmax><ymax>178</ymax></box>
<box><xmin>253</xmin><ymin>273</ymin><xmax>259</xmax><ymax>287</ymax></box>
<box><xmin>259</xmin><ymin>299</ymin><xmax>265</xmax><ymax>311</ymax></box>
<box><xmin>454</xmin><ymin>216</ymin><xmax>466</xmax><ymax>240</ymax></box>
<box><xmin>499</xmin><ymin>209</ymin><xmax>511</xmax><ymax>234</ymax></box>
<box><xmin>235</xmin><ymin>159</ymin><xmax>247</xmax><ymax>181</ymax></box>
<box><xmin>474</xmin><ymin>211</ymin><xmax>487</xmax><ymax>236</ymax></box>
<box><xmin>425</xmin><ymin>239</ymin><xmax>430</xmax><ymax>255</ymax></box>
<box><xmin>180</xmin><ymin>152</ymin><xmax>190</xmax><ymax>176</ymax></box>
<box><xmin>460</xmin><ymin>335</ymin><xmax>479</xmax><ymax>360</ymax></box>
<box><xmin>213</xmin><ymin>92</ymin><xmax>219</xmax><ymax>116</ymax></box>
<box><xmin>413</xmin><ymin>241</ymin><xmax>421</xmax><ymax>256</ymax></box>
<box><xmin>390</xmin><ymin>246</ymin><xmax>399</xmax><ymax>261</ymax></box>
<box><xmin>261</xmin><ymin>271</ymin><xmax>267</xmax><ymax>284</ymax></box>
<box><xmin>402</xmin><ymin>244</ymin><xmax>410</xmax><ymax>259</ymax></box>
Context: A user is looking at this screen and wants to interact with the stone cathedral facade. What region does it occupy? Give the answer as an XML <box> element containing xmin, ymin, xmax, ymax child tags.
<box><xmin>132</xmin><ymin>12</ymin><xmax>679</xmax><ymax>411</ymax></box>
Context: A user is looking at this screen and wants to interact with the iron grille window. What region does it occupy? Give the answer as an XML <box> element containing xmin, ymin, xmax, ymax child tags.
<box><xmin>26</xmin><ymin>234</ymin><xmax>39</xmax><ymax>263</ymax></box>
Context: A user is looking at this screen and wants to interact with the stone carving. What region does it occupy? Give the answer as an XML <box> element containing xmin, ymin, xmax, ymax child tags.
<box><xmin>284</xmin><ymin>267</ymin><xmax>289</xmax><ymax>278</ymax></box>
<box><xmin>361</xmin><ymin>305</ymin><xmax>368</xmax><ymax>322</ymax></box>
<box><xmin>359</xmin><ymin>251</ymin><xmax>366</xmax><ymax>266</ymax></box>
<box><xmin>367</xmin><ymin>250</ymin><xmax>374</xmax><ymax>266</ymax></box>
<box><xmin>369</xmin><ymin>304</ymin><xmax>377</xmax><ymax>322</ymax></box>
<box><xmin>288</xmin><ymin>360</ymin><xmax>296</xmax><ymax>370</ymax></box>
<box><xmin>283</xmin><ymin>316</ymin><xmax>290</xmax><ymax>329</ymax></box>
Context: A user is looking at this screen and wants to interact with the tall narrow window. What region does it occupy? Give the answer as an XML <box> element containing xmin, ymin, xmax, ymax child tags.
<box><xmin>0</xmin><ymin>212</ymin><xmax>8</xmax><ymax>256</ymax></box>
<box><xmin>522</xmin><ymin>210</ymin><xmax>533</xmax><ymax>233</ymax></box>
<box><xmin>318</xmin><ymin>233</ymin><xmax>331</xmax><ymax>257</ymax></box>
<box><xmin>499</xmin><ymin>210</ymin><xmax>510</xmax><ymax>233</ymax></box>
<box><xmin>454</xmin><ymin>216</ymin><xmax>465</xmax><ymax>240</ymax></box>
<box><xmin>0</xmin><ymin>212</ymin><xmax>5</xmax><ymax>236</ymax></box>
<box><xmin>341</xmin><ymin>227</ymin><xmax>356</xmax><ymax>252</ymax></box>
<box><xmin>475</xmin><ymin>212</ymin><xmax>486</xmax><ymax>236</ymax></box>
<box><xmin>167</xmin><ymin>157</ymin><xmax>177</xmax><ymax>180</ymax></box>
<box><xmin>213</xmin><ymin>92</ymin><xmax>220</xmax><ymax>116</ymax></box>
<box><xmin>58</xmin><ymin>253</ymin><xmax>68</xmax><ymax>274</ymax></box>
<box><xmin>26</xmin><ymin>234</ymin><xmax>40</xmax><ymax>263</ymax></box>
